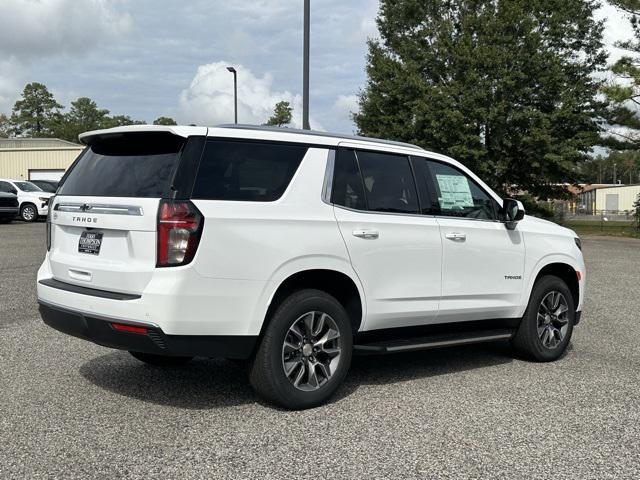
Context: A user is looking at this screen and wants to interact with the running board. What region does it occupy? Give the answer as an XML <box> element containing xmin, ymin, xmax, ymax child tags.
<box><xmin>353</xmin><ymin>329</ymin><xmax>514</xmax><ymax>354</ymax></box>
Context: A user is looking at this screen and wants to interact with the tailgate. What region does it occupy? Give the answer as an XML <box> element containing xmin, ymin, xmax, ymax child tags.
<box><xmin>49</xmin><ymin>196</ymin><xmax>160</xmax><ymax>294</ymax></box>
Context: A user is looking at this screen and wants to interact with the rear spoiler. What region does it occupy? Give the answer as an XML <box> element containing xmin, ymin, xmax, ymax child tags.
<box><xmin>78</xmin><ymin>125</ymin><xmax>208</xmax><ymax>145</ymax></box>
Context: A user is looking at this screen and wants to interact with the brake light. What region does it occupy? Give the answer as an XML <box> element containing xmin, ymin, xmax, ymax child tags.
<box><xmin>157</xmin><ymin>200</ymin><xmax>203</xmax><ymax>267</ymax></box>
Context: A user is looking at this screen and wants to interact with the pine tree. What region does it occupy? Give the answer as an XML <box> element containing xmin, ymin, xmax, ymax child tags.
<box><xmin>355</xmin><ymin>0</ymin><xmax>607</xmax><ymax>199</ymax></box>
<box><xmin>602</xmin><ymin>1</ymin><xmax>640</xmax><ymax>149</ymax></box>
<box><xmin>10</xmin><ymin>82</ymin><xmax>63</xmax><ymax>137</ymax></box>
<box><xmin>264</xmin><ymin>101</ymin><xmax>293</xmax><ymax>127</ymax></box>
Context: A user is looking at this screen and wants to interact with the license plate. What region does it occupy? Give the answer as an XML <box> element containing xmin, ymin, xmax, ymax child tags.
<box><xmin>78</xmin><ymin>231</ymin><xmax>103</xmax><ymax>255</ymax></box>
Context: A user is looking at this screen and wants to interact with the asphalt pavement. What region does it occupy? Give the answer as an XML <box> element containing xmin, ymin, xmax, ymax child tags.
<box><xmin>1</xmin><ymin>222</ymin><xmax>639</xmax><ymax>479</ymax></box>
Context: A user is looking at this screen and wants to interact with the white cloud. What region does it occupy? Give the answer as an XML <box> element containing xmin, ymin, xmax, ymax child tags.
<box><xmin>0</xmin><ymin>0</ymin><xmax>131</xmax><ymax>113</ymax></box>
<box><xmin>0</xmin><ymin>0</ymin><xmax>131</xmax><ymax>59</ymax></box>
<box><xmin>178</xmin><ymin>61</ymin><xmax>323</xmax><ymax>129</ymax></box>
<box><xmin>330</xmin><ymin>94</ymin><xmax>359</xmax><ymax>133</ymax></box>
<box><xmin>596</xmin><ymin>3</ymin><xmax>636</xmax><ymax>65</ymax></box>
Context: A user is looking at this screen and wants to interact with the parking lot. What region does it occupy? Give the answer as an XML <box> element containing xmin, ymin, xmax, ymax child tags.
<box><xmin>1</xmin><ymin>222</ymin><xmax>639</xmax><ymax>479</ymax></box>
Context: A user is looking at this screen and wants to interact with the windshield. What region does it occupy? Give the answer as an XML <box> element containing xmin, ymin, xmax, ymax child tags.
<box><xmin>32</xmin><ymin>181</ymin><xmax>57</xmax><ymax>193</ymax></box>
<box><xmin>15</xmin><ymin>182</ymin><xmax>43</xmax><ymax>192</ymax></box>
<box><xmin>58</xmin><ymin>133</ymin><xmax>185</xmax><ymax>198</ymax></box>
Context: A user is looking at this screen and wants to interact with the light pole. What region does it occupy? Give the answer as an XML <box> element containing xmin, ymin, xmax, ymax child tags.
<box><xmin>227</xmin><ymin>66</ymin><xmax>238</xmax><ymax>124</ymax></box>
<box><xmin>302</xmin><ymin>0</ymin><xmax>310</xmax><ymax>130</ymax></box>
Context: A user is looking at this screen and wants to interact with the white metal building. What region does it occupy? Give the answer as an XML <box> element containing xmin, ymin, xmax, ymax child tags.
<box><xmin>577</xmin><ymin>184</ymin><xmax>640</xmax><ymax>214</ymax></box>
<box><xmin>0</xmin><ymin>138</ymin><xmax>84</xmax><ymax>181</ymax></box>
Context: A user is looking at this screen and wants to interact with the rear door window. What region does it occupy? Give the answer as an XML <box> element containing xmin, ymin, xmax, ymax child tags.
<box><xmin>58</xmin><ymin>133</ymin><xmax>185</xmax><ymax>198</ymax></box>
<box><xmin>192</xmin><ymin>140</ymin><xmax>307</xmax><ymax>201</ymax></box>
<box><xmin>0</xmin><ymin>181</ymin><xmax>16</xmax><ymax>194</ymax></box>
<box><xmin>356</xmin><ymin>150</ymin><xmax>419</xmax><ymax>214</ymax></box>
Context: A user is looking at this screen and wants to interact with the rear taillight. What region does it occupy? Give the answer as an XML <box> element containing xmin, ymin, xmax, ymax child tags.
<box><xmin>157</xmin><ymin>200</ymin><xmax>203</xmax><ymax>267</ymax></box>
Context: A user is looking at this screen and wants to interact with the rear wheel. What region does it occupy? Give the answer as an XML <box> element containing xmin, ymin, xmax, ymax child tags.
<box><xmin>512</xmin><ymin>275</ymin><xmax>575</xmax><ymax>362</ymax></box>
<box><xmin>249</xmin><ymin>289</ymin><xmax>352</xmax><ymax>410</ymax></box>
<box><xmin>20</xmin><ymin>204</ymin><xmax>37</xmax><ymax>222</ymax></box>
<box><xmin>129</xmin><ymin>351</ymin><xmax>193</xmax><ymax>366</ymax></box>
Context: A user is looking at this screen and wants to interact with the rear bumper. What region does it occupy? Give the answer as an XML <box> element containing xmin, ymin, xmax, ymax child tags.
<box><xmin>39</xmin><ymin>301</ymin><xmax>258</xmax><ymax>359</ymax></box>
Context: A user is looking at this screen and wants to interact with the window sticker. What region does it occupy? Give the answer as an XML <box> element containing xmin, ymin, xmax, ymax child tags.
<box><xmin>435</xmin><ymin>174</ymin><xmax>474</xmax><ymax>210</ymax></box>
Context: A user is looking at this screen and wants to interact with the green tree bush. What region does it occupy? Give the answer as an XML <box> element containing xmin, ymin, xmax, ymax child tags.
<box><xmin>355</xmin><ymin>0</ymin><xmax>607</xmax><ymax>199</ymax></box>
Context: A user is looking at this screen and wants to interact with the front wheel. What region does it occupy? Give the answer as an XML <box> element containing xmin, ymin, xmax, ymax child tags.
<box><xmin>249</xmin><ymin>289</ymin><xmax>353</xmax><ymax>410</ymax></box>
<box><xmin>512</xmin><ymin>275</ymin><xmax>575</xmax><ymax>362</ymax></box>
<box><xmin>20</xmin><ymin>204</ymin><xmax>38</xmax><ymax>222</ymax></box>
<box><xmin>129</xmin><ymin>351</ymin><xmax>193</xmax><ymax>366</ymax></box>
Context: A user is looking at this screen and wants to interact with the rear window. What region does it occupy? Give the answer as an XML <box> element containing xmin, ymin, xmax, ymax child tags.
<box><xmin>192</xmin><ymin>140</ymin><xmax>307</xmax><ymax>201</ymax></box>
<box><xmin>58</xmin><ymin>133</ymin><xmax>185</xmax><ymax>198</ymax></box>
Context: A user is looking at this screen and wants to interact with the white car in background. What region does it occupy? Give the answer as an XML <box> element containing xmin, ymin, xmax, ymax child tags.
<box><xmin>0</xmin><ymin>179</ymin><xmax>54</xmax><ymax>222</ymax></box>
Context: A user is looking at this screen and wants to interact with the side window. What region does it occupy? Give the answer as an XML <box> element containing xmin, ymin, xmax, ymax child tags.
<box><xmin>425</xmin><ymin>160</ymin><xmax>497</xmax><ymax>220</ymax></box>
<box><xmin>356</xmin><ymin>150</ymin><xmax>419</xmax><ymax>214</ymax></box>
<box><xmin>192</xmin><ymin>140</ymin><xmax>307</xmax><ymax>202</ymax></box>
<box><xmin>409</xmin><ymin>157</ymin><xmax>439</xmax><ymax>215</ymax></box>
<box><xmin>331</xmin><ymin>149</ymin><xmax>366</xmax><ymax>210</ymax></box>
<box><xmin>0</xmin><ymin>181</ymin><xmax>14</xmax><ymax>194</ymax></box>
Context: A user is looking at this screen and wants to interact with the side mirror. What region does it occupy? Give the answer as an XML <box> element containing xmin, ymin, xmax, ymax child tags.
<box><xmin>502</xmin><ymin>198</ymin><xmax>525</xmax><ymax>230</ymax></box>
<box><xmin>9</xmin><ymin>189</ymin><xmax>17</xmax><ymax>195</ymax></box>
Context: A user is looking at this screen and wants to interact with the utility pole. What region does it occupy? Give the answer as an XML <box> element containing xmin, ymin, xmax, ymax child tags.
<box><xmin>613</xmin><ymin>162</ymin><xmax>617</xmax><ymax>184</ymax></box>
<box><xmin>302</xmin><ymin>0</ymin><xmax>310</xmax><ymax>130</ymax></box>
<box><xmin>227</xmin><ymin>67</ymin><xmax>238</xmax><ymax>124</ymax></box>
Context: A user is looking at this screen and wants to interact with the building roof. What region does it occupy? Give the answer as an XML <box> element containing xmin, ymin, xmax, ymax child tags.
<box><xmin>0</xmin><ymin>138</ymin><xmax>83</xmax><ymax>150</ymax></box>
<box><xmin>577</xmin><ymin>183</ymin><xmax>640</xmax><ymax>194</ymax></box>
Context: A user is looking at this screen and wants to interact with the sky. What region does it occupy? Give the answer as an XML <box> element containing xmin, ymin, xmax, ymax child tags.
<box><xmin>0</xmin><ymin>0</ymin><xmax>635</xmax><ymax>135</ymax></box>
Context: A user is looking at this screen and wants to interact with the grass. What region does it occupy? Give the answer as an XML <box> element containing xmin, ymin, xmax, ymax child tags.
<box><xmin>564</xmin><ymin>219</ymin><xmax>640</xmax><ymax>238</ymax></box>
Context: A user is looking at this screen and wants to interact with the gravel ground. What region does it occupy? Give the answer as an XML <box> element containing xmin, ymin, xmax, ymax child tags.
<box><xmin>1</xmin><ymin>222</ymin><xmax>639</xmax><ymax>479</ymax></box>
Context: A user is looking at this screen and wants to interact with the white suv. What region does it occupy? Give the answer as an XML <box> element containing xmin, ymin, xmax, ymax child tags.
<box><xmin>37</xmin><ymin>125</ymin><xmax>585</xmax><ymax>409</ymax></box>
<box><xmin>0</xmin><ymin>179</ymin><xmax>54</xmax><ymax>222</ymax></box>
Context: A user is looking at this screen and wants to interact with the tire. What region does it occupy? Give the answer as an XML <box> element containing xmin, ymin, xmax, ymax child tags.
<box><xmin>129</xmin><ymin>351</ymin><xmax>193</xmax><ymax>366</ymax></box>
<box><xmin>0</xmin><ymin>216</ymin><xmax>13</xmax><ymax>224</ymax></box>
<box><xmin>512</xmin><ymin>275</ymin><xmax>575</xmax><ymax>362</ymax></box>
<box><xmin>20</xmin><ymin>203</ymin><xmax>38</xmax><ymax>222</ymax></box>
<box><xmin>249</xmin><ymin>289</ymin><xmax>353</xmax><ymax>410</ymax></box>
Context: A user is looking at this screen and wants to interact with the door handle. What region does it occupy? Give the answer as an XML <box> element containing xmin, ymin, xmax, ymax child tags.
<box><xmin>445</xmin><ymin>232</ymin><xmax>466</xmax><ymax>242</ymax></box>
<box><xmin>353</xmin><ymin>229</ymin><xmax>379</xmax><ymax>239</ymax></box>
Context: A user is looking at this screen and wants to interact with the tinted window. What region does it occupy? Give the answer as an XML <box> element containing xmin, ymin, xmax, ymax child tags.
<box><xmin>331</xmin><ymin>149</ymin><xmax>366</xmax><ymax>210</ymax></box>
<box><xmin>425</xmin><ymin>160</ymin><xmax>497</xmax><ymax>220</ymax></box>
<box><xmin>58</xmin><ymin>133</ymin><xmax>184</xmax><ymax>197</ymax></box>
<box><xmin>357</xmin><ymin>150</ymin><xmax>419</xmax><ymax>214</ymax></box>
<box><xmin>0</xmin><ymin>181</ymin><xmax>15</xmax><ymax>193</ymax></box>
<box><xmin>409</xmin><ymin>157</ymin><xmax>439</xmax><ymax>215</ymax></box>
<box><xmin>192</xmin><ymin>140</ymin><xmax>307</xmax><ymax>201</ymax></box>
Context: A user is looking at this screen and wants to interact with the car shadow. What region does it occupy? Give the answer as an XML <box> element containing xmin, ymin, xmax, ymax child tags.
<box><xmin>80</xmin><ymin>341</ymin><xmax>515</xmax><ymax>410</ymax></box>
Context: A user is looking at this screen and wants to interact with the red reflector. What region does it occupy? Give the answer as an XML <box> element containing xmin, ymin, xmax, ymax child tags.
<box><xmin>576</xmin><ymin>271</ymin><xmax>582</xmax><ymax>282</ymax></box>
<box><xmin>111</xmin><ymin>323</ymin><xmax>148</xmax><ymax>335</ymax></box>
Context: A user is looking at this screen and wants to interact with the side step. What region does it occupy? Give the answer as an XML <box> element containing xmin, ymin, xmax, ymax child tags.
<box><xmin>354</xmin><ymin>329</ymin><xmax>514</xmax><ymax>354</ymax></box>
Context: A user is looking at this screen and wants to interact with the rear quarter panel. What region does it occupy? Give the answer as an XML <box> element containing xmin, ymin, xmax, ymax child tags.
<box><xmin>191</xmin><ymin>147</ymin><xmax>364</xmax><ymax>335</ymax></box>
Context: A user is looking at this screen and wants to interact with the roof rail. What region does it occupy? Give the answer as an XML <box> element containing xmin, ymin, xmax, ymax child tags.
<box><xmin>215</xmin><ymin>124</ymin><xmax>424</xmax><ymax>151</ymax></box>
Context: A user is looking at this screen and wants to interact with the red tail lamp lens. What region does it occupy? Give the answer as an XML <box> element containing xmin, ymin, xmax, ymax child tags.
<box><xmin>157</xmin><ymin>200</ymin><xmax>203</xmax><ymax>267</ymax></box>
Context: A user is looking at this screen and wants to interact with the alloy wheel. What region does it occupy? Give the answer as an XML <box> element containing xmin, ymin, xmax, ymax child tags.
<box><xmin>537</xmin><ymin>291</ymin><xmax>570</xmax><ymax>349</ymax></box>
<box><xmin>281</xmin><ymin>311</ymin><xmax>342</xmax><ymax>392</ymax></box>
<box><xmin>22</xmin><ymin>206</ymin><xmax>36</xmax><ymax>221</ymax></box>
